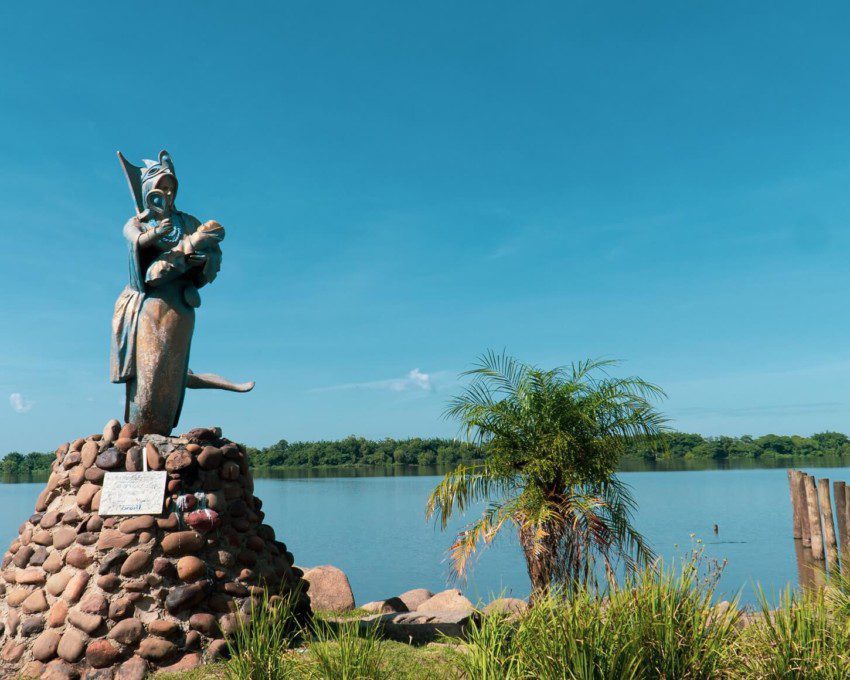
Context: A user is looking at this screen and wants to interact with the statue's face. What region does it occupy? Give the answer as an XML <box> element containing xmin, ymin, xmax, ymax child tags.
<box><xmin>156</xmin><ymin>175</ymin><xmax>177</xmax><ymax>209</ymax></box>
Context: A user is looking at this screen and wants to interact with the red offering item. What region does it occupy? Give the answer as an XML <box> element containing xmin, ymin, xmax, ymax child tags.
<box><xmin>185</xmin><ymin>508</ymin><xmax>221</xmax><ymax>534</ymax></box>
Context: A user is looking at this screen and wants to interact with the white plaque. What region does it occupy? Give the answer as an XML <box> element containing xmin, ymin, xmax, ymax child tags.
<box><xmin>99</xmin><ymin>471</ymin><xmax>167</xmax><ymax>516</ymax></box>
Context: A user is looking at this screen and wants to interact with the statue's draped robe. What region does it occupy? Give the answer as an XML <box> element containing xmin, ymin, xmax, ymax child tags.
<box><xmin>110</xmin><ymin>212</ymin><xmax>205</xmax><ymax>431</ymax></box>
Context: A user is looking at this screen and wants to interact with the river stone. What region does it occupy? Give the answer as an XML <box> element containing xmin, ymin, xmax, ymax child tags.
<box><xmin>48</xmin><ymin>600</ymin><xmax>68</xmax><ymax>627</ymax></box>
<box><xmin>302</xmin><ymin>565</ymin><xmax>355</xmax><ymax>612</ymax></box>
<box><xmin>185</xmin><ymin>509</ymin><xmax>221</xmax><ymax>534</ymax></box>
<box><xmin>98</xmin><ymin>549</ymin><xmax>128</xmax><ymax>574</ymax></box>
<box><xmin>118</xmin><ymin>516</ymin><xmax>154</xmax><ymax>534</ymax></box>
<box><xmin>147</xmin><ymin>620</ymin><xmax>180</xmax><ymax>638</ymax></box>
<box><xmin>29</xmin><ymin>546</ymin><xmax>48</xmax><ymax>566</ymax></box>
<box><xmin>114</xmin><ymin>437</ymin><xmax>136</xmax><ymax>453</ymax></box>
<box><xmin>221</xmin><ymin>461</ymin><xmax>240</xmax><ymax>481</ymax></box>
<box><xmin>417</xmin><ymin>589</ymin><xmax>475</xmax><ymax>613</ymax></box>
<box><xmin>153</xmin><ymin>558</ymin><xmax>177</xmax><ymax>578</ymax></box>
<box><xmin>125</xmin><ymin>446</ymin><xmax>143</xmax><ymax>471</ymax></box>
<box><xmin>43</xmin><ymin>551</ymin><xmax>64</xmax><ymax>573</ymax></box>
<box><xmin>62</xmin><ymin>451</ymin><xmax>82</xmax><ymax>470</ymax></box>
<box><xmin>46</xmin><ymin>571</ymin><xmax>73</xmax><ymax>596</ymax></box>
<box><xmin>76</xmin><ymin>483</ymin><xmax>100</xmax><ymax>510</ymax></box>
<box><xmin>57</xmin><ymin>628</ymin><xmax>86</xmax><ymax>662</ymax></box>
<box><xmin>109</xmin><ymin>618</ymin><xmax>143</xmax><ymax>646</ymax></box>
<box><xmin>119</xmin><ymin>423</ymin><xmax>138</xmax><ymax>440</ymax></box>
<box><xmin>85</xmin><ymin>466</ymin><xmax>106</xmax><ymax>483</ymax></box>
<box><xmin>69</xmin><ymin>466</ymin><xmax>87</xmax><ymax>487</ymax></box>
<box><xmin>145</xmin><ymin>443</ymin><xmax>162</xmax><ymax>471</ymax></box>
<box><xmin>66</xmin><ymin>547</ymin><xmax>93</xmax><ymax>569</ymax></box>
<box><xmin>63</xmin><ymin>572</ymin><xmax>90</xmax><ymax>603</ymax></box>
<box><xmin>68</xmin><ymin>608</ymin><xmax>102</xmax><ymax>635</ymax></box>
<box><xmin>21</xmin><ymin>614</ymin><xmax>45</xmax><ymax>636</ymax></box>
<box><xmin>165</xmin><ymin>450</ymin><xmax>193</xmax><ymax>473</ymax></box>
<box><xmin>188</xmin><ymin>612</ymin><xmax>219</xmax><ymax>637</ymax></box>
<box><xmin>23</xmin><ymin>589</ymin><xmax>49</xmax><ymax>613</ymax></box>
<box><xmin>97</xmin><ymin>530</ymin><xmax>135</xmax><ymax>551</ymax></box>
<box><xmin>87</xmin><ymin>515</ymin><xmax>104</xmax><ymax>532</ymax></box>
<box><xmin>176</xmin><ymin>556</ymin><xmax>205</xmax><ymax>582</ymax></box>
<box><xmin>7</xmin><ymin>609</ymin><xmax>20</xmax><ymax>635</ymax></box>
<box><xmin>33</xmin><ymin>629</ymin><xmax>61</xmax><ymax>661</ymax></box>
<box><xmin>108</xmin><ymin>597</ymin><xmax>134</xmax><ymax>621</ymax></box>
<box><xmin>79</xmin><ymin>592</ymin><xmax>108</xmax><ymax>616</ymax></box>
<box><xmin>13</xmin><ymin>545</ymin><xmax>34</xmax><ymax>568</ymax></box>
<box><xmin>165</xmin><ymin>580</ymin><xmax>212</xmax><ymax>613</ymax></box>
<box><xmin>40</xmin><ymin>511</ymin><xmax>62</xmax><ymax>529</ymax></box>
<box><xmin>197</xmin><ymin>446</ymin><xmax>223</xmax><ymax>470</ymax></box>
<box><xmin>97</xmin><ymin>574</ymin><xmax>120</xmax><ymax>592</ymax></box>
<box><xmin>120</xmin><ymin>551</ymin><xmax>151</xmax><ymax>576</ymax></box>
<box><xmin>8</xmin><ymin>587</ymin><xmax>32</xmax><ymax>606</ymax></box>
<box><xmin>103</xmin><ymin>419</ymin><xmax>121</xmax><ymax>444</ymax></box>
<box><xmin>137</xmin><ymin>636</ymin><xmax>176</xmax><ymax>662</ymax></box>
<box><xmin>33</xmin><ymin>530</ymin><xmax>53</xmax><ymax>546</ymax></box>
<box><xmin>81</xmin><ymin>441</ymin><xmax>99</xmax><ymax>468</ymax></box>
<box><xmin>96</xmin><ymin>448</ymin><xmax>121</xmax><ymax>470</ymax></box>
<box><xmin>86</xmin><ymin>639</ymin><xmax>121</xmax><ymax>668</ymax></box>
<box><xmin>115</xmin><ymin>656</ymin><xmax>148</xmax><ymax>680</ymax></box>
<box><xmin>161</xmin><ymin>531</ymin><xmax>204</xmax><ymax>556</ymax></box>
<box><xmin>156</xmin><ymin>513</ymin><xmax>179</xmax><ymax>531</ymax></box>
<box><xmin>17</xmin><ymin>569</ymin><xmax>46</xmax><ymax>585</ymax></box>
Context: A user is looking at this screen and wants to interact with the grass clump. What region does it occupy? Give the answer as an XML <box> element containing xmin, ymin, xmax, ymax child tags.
<box><xmin>460</xmin><ymin>546</ymin><xmax>740</xmax><ymax>679</ymax></box>
<box><xmin>734</xmin><ymin>584</ymin><xmax>850</xmax><ymax>679</ymax></box>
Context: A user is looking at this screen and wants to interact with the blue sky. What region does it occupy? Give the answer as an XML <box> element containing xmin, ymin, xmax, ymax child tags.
<box><xmin>2</xmin><ymin>2</ymin><xmax>850</xmax><ymax>452</ymax></box>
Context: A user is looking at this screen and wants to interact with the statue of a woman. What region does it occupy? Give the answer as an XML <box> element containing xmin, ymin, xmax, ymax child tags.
<box><xmin>111</xmin><ymin>150</ymin><xmax>253</xmax><ymax>436</ymax></box>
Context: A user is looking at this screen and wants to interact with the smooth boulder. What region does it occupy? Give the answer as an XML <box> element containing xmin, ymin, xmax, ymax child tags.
<box><xmin>302</xmin><ymin>565</ymin><xmax>355</xmax><ymax>612</ymax></box>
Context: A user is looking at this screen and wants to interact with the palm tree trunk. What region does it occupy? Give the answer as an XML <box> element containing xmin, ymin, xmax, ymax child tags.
<box><xmin>518</xmin><ymin>522</ymin><xmax>562</xmax><ymax>601</ymax></box>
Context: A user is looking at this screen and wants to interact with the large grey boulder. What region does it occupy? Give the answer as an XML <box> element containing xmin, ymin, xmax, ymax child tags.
<box><xmin>398</xmin><ymin>588</ymin><xmax>434</xmax><ymax>611</ymax></box>
<box><xmin>417</xmin><ymin>589</ymin><xmax>475</xmax><ymax>613</ymax></box>
<box><xmin>363</xmin><ymin>610</ymin><xmax>480</xmax><ymax>642</ymax></box>
<box><xmin>301</xmin><ymin>565</ymin><xmax>355</xmax><ymax>612</ymax></box>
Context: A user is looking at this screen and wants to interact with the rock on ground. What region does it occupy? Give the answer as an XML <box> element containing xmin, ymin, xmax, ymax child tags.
<box><xmin>302</xmin><ymin>565</ymin><xmax>355</xmax><ymax>612</ymax></box>
<box><xmin>417</xmin><ymin>589</ymin><xmax>475</xmax><ymax>613</ymax></box>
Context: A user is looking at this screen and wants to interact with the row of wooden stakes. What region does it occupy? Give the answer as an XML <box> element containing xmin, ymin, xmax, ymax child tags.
<box><xmin>787</xmin><ymin>469</ymin><xmax>850</xmax><ymax>567</ymax></box>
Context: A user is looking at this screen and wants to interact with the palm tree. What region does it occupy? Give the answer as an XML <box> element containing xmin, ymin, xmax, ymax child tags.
<box><xmin>426</xmin><ymin>352</ymin><xmax>667</xmax><ymax>595</ymax></box>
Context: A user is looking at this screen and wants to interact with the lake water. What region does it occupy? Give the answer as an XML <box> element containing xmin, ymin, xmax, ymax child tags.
<box><xmin>0</xmin><ymin>461</ymin><xmax>845</xmax><ymax>606</ymax></box>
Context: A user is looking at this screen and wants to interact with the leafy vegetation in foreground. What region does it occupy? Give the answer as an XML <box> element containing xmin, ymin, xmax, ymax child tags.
<box><xmin>172</xmin><ymin>551</ymin><xmax>850</xmax><ymax>679</ymax></box>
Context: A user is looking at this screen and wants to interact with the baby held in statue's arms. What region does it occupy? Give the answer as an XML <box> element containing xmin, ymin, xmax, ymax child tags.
<box><xmin>146</xmin><ymin>220</ymin><xmax>225</xmax><ymax>284</ymax></box>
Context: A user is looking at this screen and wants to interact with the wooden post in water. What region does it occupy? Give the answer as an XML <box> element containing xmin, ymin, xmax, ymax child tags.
<box><xmin>797</xmin><ymin>471</ymin><xmax>812</xmax><ymax>547</ymax></box>
<box><xmin>844</xmin><ymin>492</ymin><xmax>850</xmax><ymax>561</ymax></box>
<box><xmin>805</xmin><ymin>474</ymin><xmax>825</xmax><ymax>560</ymax></box>
<box><xmin>818</xmin><ymin>477</ymin><xmax>839</xmax><ymax>567</ymax></box>
<box><xmin>835</xmin><ymin>481</ymin><xmax>847</xmax><ymax>557</ymax></box>
<box><xmin>788</xmin><ymin>470</ymin><xmax>803</xmax><ymax>539</ymax></box>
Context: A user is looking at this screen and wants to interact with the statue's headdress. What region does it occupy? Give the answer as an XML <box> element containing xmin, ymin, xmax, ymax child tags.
<box><xmin>117</xmin><ymin>149</ymin><xmax>178</xmax><ymax>215</ymax></box>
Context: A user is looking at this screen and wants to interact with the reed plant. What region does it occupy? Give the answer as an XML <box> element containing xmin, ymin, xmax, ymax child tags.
<box><xmin>307</xmin><ymin>619</ymin><xmax>388</xmax><ymax>680</ymax></box>
<box><xmin>735</xmin><ymin>584</ymin><xmax>850</xmax><ymax>679</ymax></box>
<box><xmin>223</xmin><ymin>592</ymin><xmax>301</xmax><ymax>680</ymax></box>
<box><xmin>460</xmin><ymin>546</ymin><xmax>739</xmax><ymax>679</ymax></box>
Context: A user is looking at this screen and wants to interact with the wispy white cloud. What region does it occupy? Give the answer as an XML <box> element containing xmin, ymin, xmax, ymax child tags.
<box><xmin>9</xmin><ymin>393</ymin><xmax>34</xmax><ymax>414</ymax></box>
<box><xmin>311</xmin><ymin>368</ymin><xmax>448</xmax><ymax>394</ymax></box>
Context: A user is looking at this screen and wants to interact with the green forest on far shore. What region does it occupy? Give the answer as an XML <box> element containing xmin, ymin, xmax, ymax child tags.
<box><xmin>4</xmin><ymin>431</ymin><xmax>850</xmax><ymax>475</ymax></box>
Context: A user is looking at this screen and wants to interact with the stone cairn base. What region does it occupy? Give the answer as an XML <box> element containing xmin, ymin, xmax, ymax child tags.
<box><xmin>0</xmin><ymin>421</ymin><xmax>310</xmax><ymax>679</ymax></box>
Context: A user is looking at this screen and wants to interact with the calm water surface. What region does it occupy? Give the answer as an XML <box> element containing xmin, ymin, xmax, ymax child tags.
<box><xmin>0</xmin><ymin>461</ymin><xmax>844</xmax><ymax>606</ymax></box>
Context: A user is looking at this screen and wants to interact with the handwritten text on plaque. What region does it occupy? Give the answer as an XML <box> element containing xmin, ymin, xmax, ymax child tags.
<box><xmin>99</xmin><ymin>471</ymin><xmax>167</xmax><ymax>516</ymax></box>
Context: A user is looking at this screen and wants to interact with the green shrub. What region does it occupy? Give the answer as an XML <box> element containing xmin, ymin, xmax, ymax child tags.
<box><xmin>308</xmin><ymin>619</ymin><xmax>387</xmax><ymax>679</ymax></box>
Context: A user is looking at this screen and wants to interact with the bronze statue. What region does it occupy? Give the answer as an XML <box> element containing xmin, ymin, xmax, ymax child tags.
<box><xmin>111</xmin><ymin>150</ymin><xmax>253</xmax><ymax>436</ymax></box>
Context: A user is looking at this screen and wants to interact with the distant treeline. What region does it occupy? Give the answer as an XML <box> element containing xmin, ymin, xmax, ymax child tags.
<box><xmin>3</xmin><ymin>431</ymin><xmax>850</xmax><ymax>475</ymax></box>
<box><xmin>0</xmin><ymin>452</ymin><xmax>55</xmax><ymax>475</ymax></box>
<box><xmin>247</xmin><ymin>436</ymin><xmax>480</xmax><ymax>468</ymax></box>
<box><xmin>629</xmin><ymin>431</ymin><xmax>850</xmax><ymax>460</ymax></box>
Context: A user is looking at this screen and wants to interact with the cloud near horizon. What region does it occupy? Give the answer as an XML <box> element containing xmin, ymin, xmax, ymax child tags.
<box><xmin>9</xmin><ymin>393</ymin><xmax>34</xmax><ymax>414</ymax></box>
<box><xmin>311</xmin><ymin>368</ymin><xmax>438</xmax><ymax>393</ymax></box>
